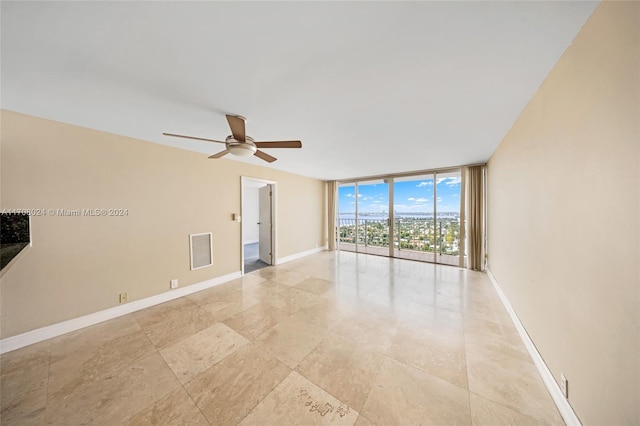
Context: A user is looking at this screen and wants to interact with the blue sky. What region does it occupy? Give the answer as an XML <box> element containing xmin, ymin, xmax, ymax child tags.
<box><xmin>339</xmin><ymin>176</ymin><xmax>461</xmax><ymax>214</ymax></box>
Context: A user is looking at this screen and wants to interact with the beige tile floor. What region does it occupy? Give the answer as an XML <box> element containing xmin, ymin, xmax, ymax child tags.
<box><xmin>0</xmin><ymin>251</ymin><xmax>563</xmax><ymax>425</ymax></box>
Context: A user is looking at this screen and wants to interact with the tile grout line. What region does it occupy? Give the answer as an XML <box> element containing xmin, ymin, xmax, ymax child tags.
<box><xmin>182</xmin><ymin>374</ymin><xmax>213</xmax><ymax>425</ymax></box>
<box><xmin>461</xmin><ymin>305</ymin><xmax>474</xmax><ymax>425</ymax></box>
<box><xmin>43</xmin><ymin>339</ymin><xmax>53</xmax><ymax>425</ymax></box>
<box><xmin>124</xmin><ymin>312</ymin><xmax>186</xmax><ymax>424</ymax></box>
<box><xmin>233</xmin><ymin>350</ymin><xmax>293</xmax><ymax>425</ymax></box>
<box><xmin>289</xmin><ymin>368</ymin><xmax>363</xmax><ymax>421</ymax></box>
<box><xmin>357</xmin><ymin>351</ymin><xmax>393</xmax><ymax>424</ymax></box>
<box><xmin>468</xmin><ymin>390</ymin><xmax>543</xmax><ymax>424</ymax></box>
<box><xmin>162</xmin><ymin>331</ymin><xmax>251</xmax><ymax>425</ymax></box>
<box><xmin>245</xmin><ymin>282</ymin><xmax>361</xmax><ymax>421</ymax></box>
<box><xmin>137</xmin><ymin>294</ymin><xmax>256</xmax><ymax>425</ymax></box>
<box><xmin>462</xmin><ymin>287</ymin><xmax>558</xmax><ymax>424</ymax></box>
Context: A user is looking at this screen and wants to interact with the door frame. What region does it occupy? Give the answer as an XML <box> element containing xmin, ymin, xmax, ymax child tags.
<box><xmin>240</xmin><ymin>176</ymin><xmax>277</xmax><ymax>275</ymax></box>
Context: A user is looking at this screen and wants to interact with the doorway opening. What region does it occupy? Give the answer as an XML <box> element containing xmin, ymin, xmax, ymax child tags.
<box><xmin>241</xmin><ymin>177</ymin><xmax>276</xmax><ymax>274</ymax></box>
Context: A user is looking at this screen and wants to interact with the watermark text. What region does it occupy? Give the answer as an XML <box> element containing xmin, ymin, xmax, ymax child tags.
<box><xmin>1</xmin><ymin>208</ymin><xmax>129</xmax><ymax>217</ymax></box>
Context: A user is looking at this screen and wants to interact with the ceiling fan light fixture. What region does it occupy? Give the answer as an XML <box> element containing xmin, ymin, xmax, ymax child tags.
<box><xmin>163</xmin><ymin>115</ymin><xmax>301</xmax><ymax>163</ymax></box>
<box><xmin>227</xmin><ymin>143</ymin><xmax>257</xmax><ymax>157</ymax></box>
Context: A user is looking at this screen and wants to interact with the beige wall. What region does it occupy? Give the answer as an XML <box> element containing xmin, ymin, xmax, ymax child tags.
<box><xmin>0</xmin><ymin>110</ymin><xmax>326</xmax><ymax>338</ymax></box>
<box><xmin>487</xmin><ymin>2</ymin><xmax>639</xmax><ymax>424</ymax></box>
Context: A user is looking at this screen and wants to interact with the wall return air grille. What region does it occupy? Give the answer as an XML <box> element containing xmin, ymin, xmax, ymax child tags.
<box><xmin>190</xmin><ymin>232</ymin><xmax>213</xmax><ymax>270</ymax></box>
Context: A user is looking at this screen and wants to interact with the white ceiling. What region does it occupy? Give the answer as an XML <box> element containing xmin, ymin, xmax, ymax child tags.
<box><xmin>1</xmin><ymin>1</ymin><xmax>597</xmax><ymax>181</ymax></box>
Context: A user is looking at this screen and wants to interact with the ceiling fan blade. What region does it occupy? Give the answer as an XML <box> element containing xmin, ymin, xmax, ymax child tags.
<box><xmin>254</xmin><ymin>140</ymin><xmax>302</xmax><ymax>149</ymax></box>
<box><xmin>163</xmin><ymin>133</ymin><xmax>226</xmax><ymax>144</ymax></box>
<box><xmin>254</xmin><ymin>150</ymin><xmax>277</xmax><ymax>163</ymax></box>
<box><xmin>208</xmin><ymin>149</ymin><xmax>229</xmax><ymax>159</ymax></box>
<box><xmin>226</xmin><ymin>115</ymin><xmax>246</xmax><ymax>142</ymax></box>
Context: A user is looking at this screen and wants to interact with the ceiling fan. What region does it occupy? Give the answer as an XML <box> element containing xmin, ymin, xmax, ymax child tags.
<box><xmin>163</xmin><ymin>115</ymin><xmax>302</xmax><ymax>163</ymax></box>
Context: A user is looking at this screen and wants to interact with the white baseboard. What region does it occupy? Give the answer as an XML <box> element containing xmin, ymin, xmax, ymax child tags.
<box><xmin>1</xmin><ymin>244</ymin><xmax>329</xmax><ymax>354</ymax></box>
<box><xmin>486</xmin><ymin>269</ymin><xmax>582</xmax><ymax>426</ymax></box>
<box><xmin>275</xmin><ymin>245</ymin><xmax>327</xmax><ymax>265</ymax></box>
<box><xmin>0</xmin><ymin>271</ymin><xmax>242</xmax><ymax>354</ymax></box>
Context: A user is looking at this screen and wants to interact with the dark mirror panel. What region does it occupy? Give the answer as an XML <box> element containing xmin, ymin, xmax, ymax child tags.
<box><xmin>1</xmin><ymin>213</ymin><xmax>31</xmax><ymax>270</ymax></box>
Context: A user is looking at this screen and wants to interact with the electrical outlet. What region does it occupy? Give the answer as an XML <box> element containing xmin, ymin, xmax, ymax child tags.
<box><xmin>560</xmin><ymin>373</ymin><xmax>568</xmax><ymax>398</ymax></box>
<box><xmin>119</xmin><ymin>292</ymin><xmax>128</xmax><ymax>304</ymax></box>
<box><xmin>170</xmin><ymin>279</ymin><xmax>179</xmax><ymax>289</ymax></box>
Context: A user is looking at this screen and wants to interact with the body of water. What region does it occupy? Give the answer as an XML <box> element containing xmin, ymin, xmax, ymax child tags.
<box><xmin>339</xmin><ymin>213</ymin><xmax>458</xmax><ymax>221</ymax></box>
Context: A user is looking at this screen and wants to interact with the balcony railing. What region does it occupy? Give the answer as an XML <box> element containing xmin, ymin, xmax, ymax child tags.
<box><xmin>338</xmin><ymin>218</ymin><xmax>460</xmax><ymax>257</ymax></box>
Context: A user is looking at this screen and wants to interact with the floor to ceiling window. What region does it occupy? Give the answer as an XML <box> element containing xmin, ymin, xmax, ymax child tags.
<box><xmin>393</xmin><ymin>173</ymin><xmax>435</xmax><ymax>263</ymax></box>
<box><xmin>355</xmin><ymin>179</ymin><xmax>389</xmax><ymax>256</ymax></box>
<box><xmin>337</xmin><ymin>183</ymin><xmax>356</xmax><ymax>252</ymax></box>
<box><xmin>434</xmin><ymin>170</ymin><xmax>462</xmax><ymax>266</ymax></box>
<box><xmin>337</xmin><ymin>180</ymin><xmax>390</xmax><ymax>255</ymax></box>
<box><xmin>338</xmin><ymin>169</ymin><xmax>464</xmax><ymax>267</ymax></box>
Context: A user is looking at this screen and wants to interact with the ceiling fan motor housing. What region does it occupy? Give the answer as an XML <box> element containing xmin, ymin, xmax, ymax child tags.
<box><xmin>225</xmin><ymin>135</ymin><xmax>257</xmax><ymax>156</ymax></box>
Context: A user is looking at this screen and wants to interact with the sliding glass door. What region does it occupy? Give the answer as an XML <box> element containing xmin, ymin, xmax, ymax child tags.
<box><xmin>356</xmin><ymin>179</ymin><xmax>389</xmax><ymax>256</ymax></box>
<box><xmin>338</xmin><ymin>169</ymin><xmax>463</xmax><ymax>266</ymax></box>
<box><xmin>337</xmin><ymin>180</ymin><xmax>389</xmax><ymax>254</ymax></box>
<box><xmin>434</xmin><ymin>171</ymin><xmax>462</xmax><ymax>266</ymax></box>
<box><xmin>338</xmin><ymin>183</ymin><xmax>356</xmax><ymax>252</ymax></box>
<box><xmin>392</xmin><ymin>174</ymin><xmax>436</xmax><ymax>263</ymax></box>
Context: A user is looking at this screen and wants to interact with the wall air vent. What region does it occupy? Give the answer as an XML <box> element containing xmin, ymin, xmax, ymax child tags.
<box><xmin>190</xmin><ymin>232</ymin><xmax>213</xmax><ymax>270</ymax></box>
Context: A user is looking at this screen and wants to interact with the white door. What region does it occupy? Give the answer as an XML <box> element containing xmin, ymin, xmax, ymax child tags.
<box><xmin>258</xmin><ymin>185</ymin><xmax>272</xmax><ymax>264</ymax></box>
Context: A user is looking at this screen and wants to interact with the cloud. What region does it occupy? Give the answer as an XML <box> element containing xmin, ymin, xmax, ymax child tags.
<box><xmin>407</xmin><ymin>197</ymin><xmax>415</xmax><ymax>201</ymax></box>
<box><xmin>345</xmin><ymin>193</ymin><xmax>353</xmax><ymax>197</ymax></box>
<box><xmin>415</xmin><ymin>198</ymin><xmax>428</xmax><ymax>203</ymax></box>
<box><xmin>436</xmin><ymin>197</ymin><xmax>442</xmax><ymax>202</ymax></box>
<box><xmin>416</xmin><ymin>181</ymin><xmax>433</xmax><ymax>187</ymax></box>
<box><xmin>434</xmin><ymin>176</ymin><xmax>461</xmax><ymax>186</ymax></box>
<box><xmin>357</xmin><ymin>194</ymin><xmax>362</xmax><ymax>198</ymax></box>
<box><xmin>445</xmin><ymin>177</ymin><xmax>461</xmax><ymax>186</ymax></box>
